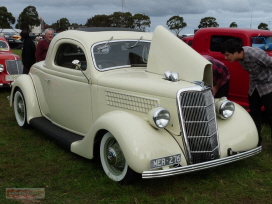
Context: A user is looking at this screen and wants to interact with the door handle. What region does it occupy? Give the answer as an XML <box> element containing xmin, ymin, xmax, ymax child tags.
<box><xmin>44</xmin><ymin>78</ymin><xmax>50</xmax><ymax>82</ymax></box>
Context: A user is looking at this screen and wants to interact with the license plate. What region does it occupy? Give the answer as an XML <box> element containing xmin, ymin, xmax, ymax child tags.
<box><xmin>150</xmin><ymin>154</ymin><xmax>181</xmax><ymax>169</ymax></box>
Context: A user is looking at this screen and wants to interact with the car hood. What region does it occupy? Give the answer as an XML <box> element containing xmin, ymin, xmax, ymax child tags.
<box><xmin>0</xmin><ymin>52</ymin><xmax>19</xmax><ymax>59</ymax></box>
<box><xmin>97</xmin><ymin>69</ymin><xmax>199</xmax><ymax>99</ymax></box>
<box><xmin>146</xmin><ymin>26</ymin><xmax>212</xmax><ymax>87</ymax></box>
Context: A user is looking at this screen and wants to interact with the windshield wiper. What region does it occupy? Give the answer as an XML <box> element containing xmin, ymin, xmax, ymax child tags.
<box><xmin>129</xmin><ymin>36</ymin><xmax>143</xmax><ymax>48</ymax></box>
<box><xmin>98</xmin><ymin>36</ymin><xmax>113</xmax><ymax>51</ymax></box>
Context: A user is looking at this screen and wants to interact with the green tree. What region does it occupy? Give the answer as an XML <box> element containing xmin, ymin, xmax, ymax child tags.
<box><xmin>56</xmin><ymin>18</ymin><xmax>70</xmax><ymax>31</ymax></box>
<box><xmin>49</xmin><ymin>18</ymin><xmax>70</xmax><ymax>32</ymax></box>
<box><xmin>198</xmin><ymin>17</ymin><xmax>219</xmax><ymax>29</ymax></box>
<box><xmin>230</xmin><ymin>22</ymin><xmax>238</xmax><ymax>28</ymax></box>
<box><xmin>109</xmin><ymin>12</ymin><xmax>133</xmax><ymax>28</ymax></box>
<box><xmin>85</xmin><ymin>14</ymin><xmax>111</xmax><ymax>27</ymax></box>
<box><xmin>166</xmin><ymin>15</ymin><xmax>187</xmax><ymax>36</ymax></box>
<box><xmin>69</xmin><ymin>23</ymin><xmax>82</xmax><ymax>29</ymax></box>
<box><xmin>0</xmin><ymin>7</ymin><xmax>15</xmax><ymax>28</ymax></box>
<box><xmin>16</xmin><ymin>6</ymin><xmax>40</xmax><ymax>31</ymax></box>
<box><xmin>258</xmin><ymin>22</ymin><xmax>269</xmax><ymax>30</ymax></box>
<box><xmin>47</xmin><ymin>22</ymin><xmax>58</xmax><ymax>31</ymax></box>
<box><xmin>133</xmin><ymin>13</ymin><xmax>151</xmax><ymax>31</ymax></box>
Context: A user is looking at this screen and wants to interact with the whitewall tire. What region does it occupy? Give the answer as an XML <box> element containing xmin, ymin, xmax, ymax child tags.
<box><xmin>13</xmin><ymin>89</ymin><xmax>28</xmax><ymax>127</ymax></box>
<box><xmin>100</xmin><ymin>132</ymin><xmax>140</xmax><ymax>184</ymax></box>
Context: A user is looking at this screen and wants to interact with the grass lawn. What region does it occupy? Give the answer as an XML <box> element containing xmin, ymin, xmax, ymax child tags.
<box><xmin>0</xmin><ymin>50</ymin><xmax>271</xmax><ymax>203</ymax></box>
<box><xmin>10</xmin><ymin>49</ymin><xmax>22</xmax><ymax>57</ymax></box>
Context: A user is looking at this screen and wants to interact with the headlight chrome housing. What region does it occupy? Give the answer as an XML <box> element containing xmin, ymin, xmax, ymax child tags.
<box><xmin>0</xmin><ymin>64</ymin><xmax>4</xmax><ymax>72</ymax></box>
<box><xmin>216</xmin><ymin>98</ymin><xmax>235</xmax><ymax>119</ymax></box>
<box><xmin>148</xmin><ymin>107</ymin><xmax>170</xmax><ymax>128</ymax></box>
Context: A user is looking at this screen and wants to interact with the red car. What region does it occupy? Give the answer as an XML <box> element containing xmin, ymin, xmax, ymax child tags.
<box><xmin>181</xmin><ymin>36</ymin><xmax>194</xmax><ymax>46</ymax></box>
<box><xmin>192</xmin><ymin>28</ymin><xmax>272</xmax><ymax>110</ymax></box>
<box><xmin>0</xmin><ymin>36</ymin><xmax>23</xmax><ymax>87</ymax></box>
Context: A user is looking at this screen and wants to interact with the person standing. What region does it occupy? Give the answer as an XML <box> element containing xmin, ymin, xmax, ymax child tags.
<box><xmin>202</xmin><ymin>55</ymin><xmax>230</xmax><ymax>98</ymax></box>
<box><xmin>35</xmin><ymin>28</ymin><xmax>54</xmax><ymax>62</ymax></box>
<box><xmin>221</xmin><ymin>39</ymin><xmax>272</xmax><ymax>146</ymax></box>
<box><xmin>20</xmin><ymin>30</ymin><xmax>36</xmax><ymax>74</ymax></box>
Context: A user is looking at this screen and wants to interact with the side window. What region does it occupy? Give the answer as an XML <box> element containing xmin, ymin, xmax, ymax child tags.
<box><xmin>55</xmin><ymin>43</ymin><xmax>87</xmax><ymax>70</ymax></box>
<box><xmin>210</xmin><ymin>36</ymin><xmax>242</xmax><ymax>52</ymax></box>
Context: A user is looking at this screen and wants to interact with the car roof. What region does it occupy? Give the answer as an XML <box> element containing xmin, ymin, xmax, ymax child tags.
<box><xmin>0</xmin><ymin>36</ymin><xmax>8</xmax><ymax>41</ymax></box>
<box><xmin>76</xmin><ymin>27</ymin><xmax>144</xmax><ymax>32</ymax></box>
<box><xmin>195</xmin><ymin>27</ymin><xmax>272</xmax><ymax>36</ymax></box>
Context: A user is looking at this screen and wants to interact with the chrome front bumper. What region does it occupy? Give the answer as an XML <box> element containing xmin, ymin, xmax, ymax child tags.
<box><xmin>142</xmin><ymin>146</ymin><xmax>262</xmax><ymax>179</ymax></box>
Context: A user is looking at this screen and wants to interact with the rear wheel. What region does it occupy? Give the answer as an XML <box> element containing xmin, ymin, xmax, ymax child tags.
<box><xmin>13</xmin><ymin>89</ymin><xmax>28</xmax><ymax>127</ymax></box>
<box><xmin>100</xmin><ymin>132</ymin><xmax>141</xmax><ymax>184</ymax></box>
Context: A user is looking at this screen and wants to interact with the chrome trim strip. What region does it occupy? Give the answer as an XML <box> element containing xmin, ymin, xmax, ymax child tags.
<box><xmin>142</xmin><ymin>146</ymin><xmax>261</xmax><ymax>179</ymax></box>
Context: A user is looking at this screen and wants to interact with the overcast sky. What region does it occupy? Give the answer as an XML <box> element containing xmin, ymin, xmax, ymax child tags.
<box><xmin>2</xmin><ymin>0</ymin><xmax>272</xmax><ymax>34</ymax></box>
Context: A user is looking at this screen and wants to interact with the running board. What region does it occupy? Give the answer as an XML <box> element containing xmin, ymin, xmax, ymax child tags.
<box><xmin>29</xmin><ymin>117</ymin><xmax>84</xmax><ymax>150</ymax></box>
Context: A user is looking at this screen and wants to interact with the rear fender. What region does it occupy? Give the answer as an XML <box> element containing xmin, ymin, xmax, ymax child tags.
<box><xmin>10</xmin><ymin>75</ymin><xmax>42</xmax><ymax>123</ymax></box>
<box><xmin>71</xmin><ymin>110</ymin><xmax>185</xmax><ymax>173</ymax></box>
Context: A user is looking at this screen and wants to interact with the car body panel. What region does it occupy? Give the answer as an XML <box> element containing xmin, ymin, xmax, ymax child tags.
<box><xmin>0</xmin><ymin>37</ymin><xmax>23</xmax><ymax>87</ymax></box>
<box><xmin>9</xmin><ymin>26</ymin><xmax>260</xmax><ymax>181</ymax></box>
<box><xmin>71</xmin><ymin>110</ymin><xmax>187</xmax><ymax>173</ymax></box>
<box><xmin>10</xmin><ymin>74</ymin><xmax>42</xmax><ymax>120</ymax></box>
<box><xmin>147</xmin><ymin>26</ymin><xmax>213</xmax><ymax>87</ymax></box>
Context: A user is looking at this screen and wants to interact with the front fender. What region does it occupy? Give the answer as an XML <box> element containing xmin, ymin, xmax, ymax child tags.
<box><xmin>217</xmin><ymin>102</ymin><xmax>258</xmax><ymax>156</ymax></box>
<box><xmin>10</xmin><ymin>74</ymin><xmax>42</xmax><ymax>123</ymax></box>
<box><xmin>71</xmin><ymin>111</ymin><xmax>184</xmax><ymax>173</ymax></box>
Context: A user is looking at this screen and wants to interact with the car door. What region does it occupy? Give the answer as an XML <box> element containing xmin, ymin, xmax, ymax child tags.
<box><xmin>33</xmin><ymin>40</ymin><xmax>93</xmax><ymax>135</ymax></box>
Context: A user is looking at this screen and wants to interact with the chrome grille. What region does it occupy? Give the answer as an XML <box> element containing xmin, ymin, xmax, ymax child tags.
<box><xmin>179</xmin><ymin>89</ymin><xmax>219</xmax><ymax>164</ymax></box>
<box><xmin>6</xmin><ymin>60</ymin><xmax>23</xmax><ymax>75</ymax></box>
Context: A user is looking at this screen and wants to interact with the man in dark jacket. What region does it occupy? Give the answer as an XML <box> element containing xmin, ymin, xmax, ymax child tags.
<box><xmin>20</xmin><ymin>30</ymin><xmax>36</xmax><ymax>74</ymax></box>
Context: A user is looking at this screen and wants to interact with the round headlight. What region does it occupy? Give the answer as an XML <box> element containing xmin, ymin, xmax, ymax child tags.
<box><xmin>218</xmin><ymin>100</ymin><xmax>235</xmax><ymax>119</ymax></box>
<box><xmin>148</xmin><ymin>107</ymin><xmax>171</xmax><ymax>129</ymax></box>
<box><xmin>0</xmin><ymin>64</ymin><xmax>4</xmax><ymax>72</ymax></box>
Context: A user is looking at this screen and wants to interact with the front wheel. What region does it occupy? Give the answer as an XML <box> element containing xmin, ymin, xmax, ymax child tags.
<box><xmin>100</xmin><ymin>132</ymin><xmax>141</xmax><ymax>184</ymax></box>
<box><xmin>13</xmin><ymin>89</ymin><xmax>28</xmax><ymax>128</ymax></box>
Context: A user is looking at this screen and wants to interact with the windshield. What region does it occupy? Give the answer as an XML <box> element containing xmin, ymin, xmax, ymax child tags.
<box><xmin>92</xmin><ymin>40</ymin><xmax>150</xmax><ymax>70</ymax></box>
<box><xmin>251</xmin><ymin>36</ymin><xmax>272</xmax><ymax>51</ymax></box>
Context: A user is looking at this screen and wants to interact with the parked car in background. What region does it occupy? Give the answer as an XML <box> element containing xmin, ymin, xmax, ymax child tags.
<box><xmin>0</xmin><ymin>37</ymin><xmax>23</xmax><ymax>87</ymax></box>
<box><xmin>11</xmin><ymin>34</ymin><xmax>21</xmax><ymax>41</ymax></box>
<box><xmin>2</xmin><ymin>32</ymin><xmax>23</xmax><ymax>49</ymax></box>
<box><xmin>5</xmin><ymin>37</ymin><xmax>23</xmax><ymax>49</ymax></box>
<box><xmin>192</xmin><ymin>28</ymin><xmax>272</xmax><ymax>110</ymax></box>
<box><xmin>181</xmin><ymin>36</ymin><xmax>194</xmax><ymax>46</ymax></box>
<box><xmin>9</xmin><ymin>26</ymin><xmax>261</xmax><ymax>184</ymax></box>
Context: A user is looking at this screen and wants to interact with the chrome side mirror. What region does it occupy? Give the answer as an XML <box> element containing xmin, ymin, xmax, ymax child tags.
<box><xmin>72</xmin><ymin>59</ymin><xmax>90</xmax><ymax>84</ymax></box>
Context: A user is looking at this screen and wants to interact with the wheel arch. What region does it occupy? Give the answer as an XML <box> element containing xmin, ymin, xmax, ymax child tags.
<box><xmin>71</xmin><ymin>110</ymin><xmax>182</xmax><ymax>173</ymax></box>
<box><xmin>10</xmin><ymin>75</ymin><xmax>42</xmax><ymax>123</ymax></box>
